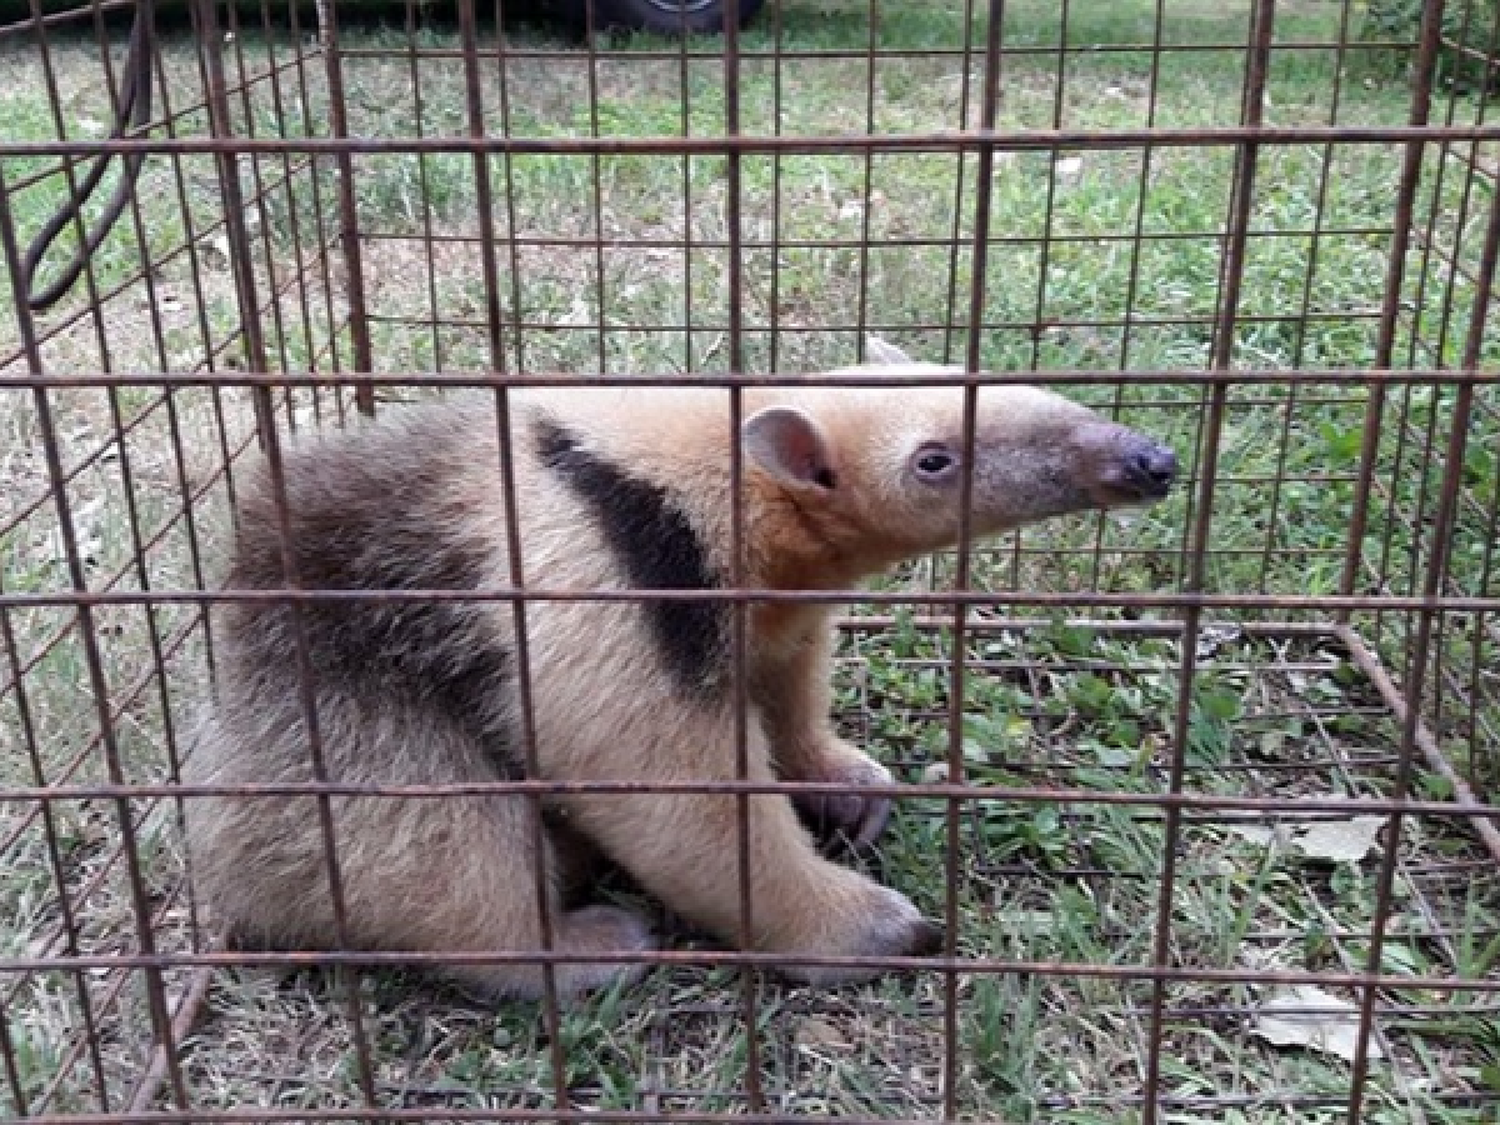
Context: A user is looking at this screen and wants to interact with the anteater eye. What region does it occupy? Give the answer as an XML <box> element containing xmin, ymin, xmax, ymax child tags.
<box><xmin>912</xmin><ymin>447</ymin><xmax>958</xmax><ymax>480</ymax></box>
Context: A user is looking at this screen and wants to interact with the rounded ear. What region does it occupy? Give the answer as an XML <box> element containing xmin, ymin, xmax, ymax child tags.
<box><xmin>742</xmin><ymin>406</ymin><xmax>837</xmax><ymax>491</ymax></box>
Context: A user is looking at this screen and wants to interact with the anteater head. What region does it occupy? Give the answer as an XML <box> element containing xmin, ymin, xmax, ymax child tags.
<box><xmin>740</xmin><ymin>357</ymin><xmax>1178</xmax><ymax>573</ymax></box>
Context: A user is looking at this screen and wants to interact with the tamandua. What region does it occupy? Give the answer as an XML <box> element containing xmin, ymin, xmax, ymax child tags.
<box><xmin>181</xmin><ymin>348</ymin><xmax>1177</xmax><ymax>1001</ymax></box>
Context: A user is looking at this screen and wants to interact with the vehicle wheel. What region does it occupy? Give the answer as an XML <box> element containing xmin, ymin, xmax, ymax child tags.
<box><xmin>593</xmin><ymin>0</ymin><xmax>767</xmax><ymax>35</ymax></box>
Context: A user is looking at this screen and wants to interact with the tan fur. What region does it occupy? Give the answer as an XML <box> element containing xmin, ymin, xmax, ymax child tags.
<box><xmin>182</xmin><ymin>355</ymin><xmax>1176</xmax><ymax>1003</ymax></box>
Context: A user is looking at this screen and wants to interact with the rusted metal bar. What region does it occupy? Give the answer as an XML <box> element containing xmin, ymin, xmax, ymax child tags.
<box><xmin>349</xmin><ymin>223</ymin><xmax>1400</xmax><ymax>249</ymax></box>
<box><xmin>10</xmin><ymin>123</ymin><xmax>1500</xmax><ymax>158</ymax></box>
<box><xmin>1</xmin><ymin>947</ymin><xmax>1495</xmax><ymax>991</ymax></box>
<box><xmin>6</xmin><ymin>586</ymin><xmax>1500</xmax><ymax>614</ymax></box>
<box><xmin>2</xmin><ymin>779</ymin><xmax>1492</xmax><ymax>819</ymax></box>
<box><xmin>324</xmin><ymin>38</ymin><xmax>1425</xmax><ymax>64</ymax></box>
<box><xmin>314</xmin><ymin>0</ymin><xmax>374</xmax><ymax>412</ymax></box>
<box><xmin>5</xmin><ymin>364</ymin><xmax>1494</xmax><ymax>391</ymax></box>
<box><xmin>123</xmin><ymin>965</ymin><xmax>214</xmax><ymax>1118</ymax></box>
<box><xmin>1338</xmin><ymin>623</ymin><xmax>1500</xmax><ymax>867</ymax></box>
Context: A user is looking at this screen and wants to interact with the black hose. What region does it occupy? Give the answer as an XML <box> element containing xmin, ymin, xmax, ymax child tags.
<box><xmin>21</xmin><ymin>0</ymin><xmax>156</xmax><ymax>312</ymax></box>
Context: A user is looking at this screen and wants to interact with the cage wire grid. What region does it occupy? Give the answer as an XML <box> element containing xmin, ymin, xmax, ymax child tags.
<box><xmin>0</xmin><ymin>0</ymin><xmax>1498</xmax><ymax>1121</ymax></box>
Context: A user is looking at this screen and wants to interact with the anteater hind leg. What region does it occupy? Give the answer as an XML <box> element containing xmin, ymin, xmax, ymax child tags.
<box><xmin>182</xmin><ymin>713</ymin><xmax>656</xmax><ymax>1003</ymax></box>
<box><xmin>379</xmin><ymin>794</ymin><xmax>659</xmax><ymax>1002</ymax></box>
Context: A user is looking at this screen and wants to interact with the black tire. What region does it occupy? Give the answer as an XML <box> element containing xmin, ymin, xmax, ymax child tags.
<box><xmin>587</xmin><ymin>0</ymin><xmax>767</xmax><ymax>36</ymax></box>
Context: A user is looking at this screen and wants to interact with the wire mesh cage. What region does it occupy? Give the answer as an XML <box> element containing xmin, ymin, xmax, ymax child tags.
<box><xmin>2</xmin><ymin>0</ymin><xmax>1498</xmax><ymax>1121</ymax></box>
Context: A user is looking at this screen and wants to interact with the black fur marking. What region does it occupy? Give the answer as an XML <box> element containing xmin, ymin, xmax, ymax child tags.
<box><xmin>532</xmin><ymin>416</ymin><xmax>726</xmax><ymax>695</ymax></box>
<box><xmin>230</xmin><ymin>438</ymin><xmax>520</xmax><ymax>778</ymax></box>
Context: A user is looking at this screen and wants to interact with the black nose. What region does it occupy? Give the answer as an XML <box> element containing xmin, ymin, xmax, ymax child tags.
<box><xmin>1125</xmin><ymin>443</ymin><xmax>1178</xmax><ymax>497</ymax></box>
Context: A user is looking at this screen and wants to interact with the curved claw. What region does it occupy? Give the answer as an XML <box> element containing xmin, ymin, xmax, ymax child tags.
<box><xmin>846</xmin><ymin>792</ymin><xmax>893</xmax><ymax>853</ymax></box>
<box><xmin>793</xmin><ymin>789</ymin><xmax>893</xmax><ymax>858</ymax></box>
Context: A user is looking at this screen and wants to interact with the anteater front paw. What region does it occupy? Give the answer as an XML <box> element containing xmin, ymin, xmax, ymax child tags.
<box><xmin>772</xmin><ymin>880</ymin><xmax>943</xmax><ymax>987</ymax></box>
<box><xmin>790</xmin><ymin>746</ymin><xmax>895</xmax><ymax>856</ymax></box>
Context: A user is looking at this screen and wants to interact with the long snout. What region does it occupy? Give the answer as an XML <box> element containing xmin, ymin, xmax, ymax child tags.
<box><xmin>1121</xmin><ymin>437</ymin><xmax>1178</xmax><ymax>499</ymax></box>
<box><xmin>1081</xmin><ymin>424</ymin><xmax>1179</xmax><ymax>506</ymax></box>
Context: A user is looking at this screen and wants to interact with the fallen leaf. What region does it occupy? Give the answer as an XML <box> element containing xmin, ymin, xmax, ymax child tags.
<box><xmin>1196</xmin><ymin>623</ymin><xmax>1243</xmax><ymax>659</ymax></box>
<box><xmin>1226</xmin><ymin>823</ymin><xmax>1281</xmax><ymax>848</ymax></box>
<box><xmin>1093</xmin><ymin>743</ymin><xmax>1136</xmax><ymax>768</ymax></box>
<box><xmin>865</xmin><ymin>334</ymin><xmax>914</xmax><ymax>366</ymax></box>
<box><xmin>204</xmin><ymin>231</ymin><xmax>230</xmax><ymax>265</ymax></box>
<box><xmin>993</xmin><ymin>909</ymin><xmax>1056</xmax><ymax>934</ymax></box>
<box><xmin>795</xmin><ymin>1017</ymin><xmax>848</xmax><ymax>1051</ymax></box>
<box><xmin>1251</xmin><ymin>985</ymin><xmax>1384</xmax><ymax>1062</ymax></box>
<box><xmin>1224</xmin><ymin>815</ymin><xmax>1384</xmax><ymax>864</ymax></box>
<box><xmin>1294</xmin><ymin>816</ymin><xmax>1386</xmax><ymax>863</ymax></box>
<box><xmin>1256</xmin><ymin>729</ymin><xmax>1287</xmax><ymax>758</ymax></box>
<box><xmin>559</xmin><ymin>297</ymin><xmax>592</xmax><ymax>327</ymax></box>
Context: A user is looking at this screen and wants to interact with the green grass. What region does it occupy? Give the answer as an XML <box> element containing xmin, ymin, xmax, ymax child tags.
<box><xmin>2</xmin><ymin>0</ymin><xmax>1499</xmax><ymax>1121</ymax></box>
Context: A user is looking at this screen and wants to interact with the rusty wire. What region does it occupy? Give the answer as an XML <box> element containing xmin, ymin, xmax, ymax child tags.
<box><xmin>2</xmin><ymin>0</ymin><xmax>1499</xmax><ymax>1122</ymax></box>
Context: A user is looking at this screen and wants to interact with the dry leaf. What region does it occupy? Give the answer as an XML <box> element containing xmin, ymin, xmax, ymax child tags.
<box><xmin>1294</xmin><ymin>817</ymin><xmax>1386</xmax><ymax>863</ymax></box>
<box><xmin>1226</xmin><ymin>823</ymin><xmax>1281</xmax><ymax>848</ymax></box>
<box><xmin>1251</xmin><ymin>985</ymin><xmax>1384</xmax><ymax>1062</ymax></box>
<box><xmin>205</xmin><ymin>231</ymin><xmax>231</xmax><ymax>266</ymax></box>
<box><xmin>559</xmin><ymin>298</ymin><xmax>592</xmax><ymax>327</ymax></box>
<box><xmin>920</xmin><ymin>762</ymin><xmax>949</xmax><ymax>784</ymax></box>
<box><xmin>1225</xmin><ymin>814</ymin><xmax>1384</xmax><ymax>864</ymax></box>
<box><xmin>795</xmin><ymin>1017</ymin><xmax>848</xmax><ymax>1051</ymax></box>
<box><xmin>993</xmin><ymin>909</ymin><xmax>1056</xmax><ymax>934</ymax></box>
<box><xmin>1196</xmin><ymin>623</ymin><xmax>1243</xmax><ymax>659</ymax></box>
<box><xmin>865</xmin><ymin>334</ymin><xmax>914</xmax><ymax>366</ymax></box>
